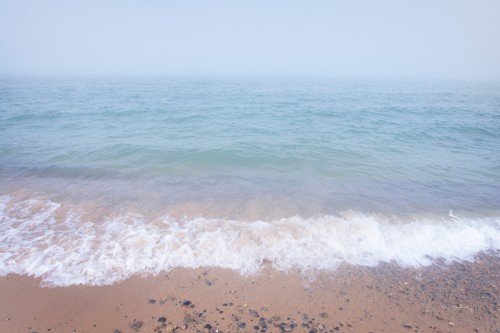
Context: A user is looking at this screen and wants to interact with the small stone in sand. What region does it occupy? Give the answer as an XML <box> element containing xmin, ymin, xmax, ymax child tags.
<box><xmin>149</xmin><ymin>299</ymin><xmax>156</xmax><ymax>304</ymax></box>
<box><xmin>158</xmin><ymin>317</ymin><xmax>167</xmax><ymax>323</ymax></box>
<box><xmin>182</xmin><ymin>300</ymin><xmax>193</xmax><ymax>307</ymax></box>
<box><xmin>403</xmin><ymin>323</ymin><xmax>412</xmax><ymax>329</ymax></box>
<box><xmin>249</xmin><ymin>309</ymin><xmax>259</xmax><ymax>317</ymax></box>
<box><xmin>129</xmin><ymin>320</ymin><xmax>143</xmax><ymax>331</ymax></box>
<box><xmin>280</xmin><ymin>323</ymin><xmax>294</xmax><ymax>332</ymax></box>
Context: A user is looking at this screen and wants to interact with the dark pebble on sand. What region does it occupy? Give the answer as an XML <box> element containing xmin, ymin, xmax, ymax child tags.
<box><xmin>249</xmin><ymin>309</ymin><xmax>259</xmax><ymax>317</ymax></box>
<box><xmin>129</xmin><ymin>320</ymin><xmax>143</xmax><ymax>331</ymax></box>
<box><xmin>182</xmin><ymin>300</ymin><xmax>193</xmax><ymax>307</ymax></box>
<box><xmin>158</xmin><ymin>317</ymin><xmax>167</xmax><ymax>323</ymax></box>
<box><xmin>149</xmin><ymin>299</ymin><xmax>156</xmax><ymax>304</ymax></box>
<box><xmin>254</xmin><ymin>326</ymin><xmax>260</xmax><ymax>330</ymax></box>
<box><xmin>113</xmin><ymin>330</ymin><xmax>122</xmax><ymax>333</ymax></box>
<box><xmin>238</xmin><ymin>322</ymin><xmax>246</xmax><ymax>329</ymax></box>
<box><xmin>403</xmin><ymin>323</ymin><xmax>412</xmax><ymax>329</ymax></box>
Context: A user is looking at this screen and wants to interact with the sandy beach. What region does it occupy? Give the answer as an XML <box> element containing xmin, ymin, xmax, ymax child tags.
<box><xmin>0</xmin><ymin>254</ymin><xmax>497</xmax><ymax>333</ymax></box>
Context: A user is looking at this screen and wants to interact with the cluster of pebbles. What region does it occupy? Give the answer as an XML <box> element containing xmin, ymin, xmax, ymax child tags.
<box><xmin>114</xmin><ymin>298</ymin><xmax>350</xmax><ymax>333</ymax></box>
<box><xmin>105</xmin><ymin>256</ymin><xmax>499</xmax><ymax>333</ymax></box>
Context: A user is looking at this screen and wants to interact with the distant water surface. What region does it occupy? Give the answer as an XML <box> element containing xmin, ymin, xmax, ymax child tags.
<box><xmin>0</xmin><ymin>77</ymin><xmax>499</xmax><ymax>286</ymax></box>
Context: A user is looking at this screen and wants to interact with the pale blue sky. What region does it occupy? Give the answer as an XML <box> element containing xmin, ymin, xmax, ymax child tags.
<box><xmin>1</xmin><ymin>0</ymin><xmax>499</xmax><ymax>79</ymax></box>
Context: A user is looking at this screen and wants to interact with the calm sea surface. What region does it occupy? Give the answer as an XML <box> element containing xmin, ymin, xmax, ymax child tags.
<box><xmin>0</xmin><ymin>77</ymin><xmax>499</xmax><ymax>286</ymax></box>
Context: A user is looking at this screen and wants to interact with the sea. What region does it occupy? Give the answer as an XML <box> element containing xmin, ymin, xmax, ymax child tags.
<box><xmin>0</xmin><ymin>77</ymin><xmax>499</xmax><ymax>286</ymax></box>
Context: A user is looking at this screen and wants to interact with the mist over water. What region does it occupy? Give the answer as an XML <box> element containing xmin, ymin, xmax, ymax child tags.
<box><xmin>1</xmin><ymin>77</ymin><xmax>499</xmax><ymax>285</ymax></box>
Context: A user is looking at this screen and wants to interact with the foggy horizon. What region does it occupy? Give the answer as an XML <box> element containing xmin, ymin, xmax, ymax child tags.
<box><xmin>1</xmin><ymin>0</ymin><xmax>500</xmax><ymax>81</ymax></box>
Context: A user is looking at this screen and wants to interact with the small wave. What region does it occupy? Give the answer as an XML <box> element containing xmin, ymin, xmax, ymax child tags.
<box><xmin>0</xmin><ymin>195</ymin><xmax>498</xmax><ymax>287</ymax></box>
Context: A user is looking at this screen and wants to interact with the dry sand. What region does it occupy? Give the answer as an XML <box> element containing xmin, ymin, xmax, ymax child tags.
<box><xmin>0</xmin><ymin>255</ymin><xmax>498</xmax><ymax>333</ymax></box>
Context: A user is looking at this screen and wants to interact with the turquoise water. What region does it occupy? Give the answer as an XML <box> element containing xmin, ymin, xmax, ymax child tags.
<box><xmin>0</xmin><ymin>77</ymin><xmax>499</xmax><ymax>286</ymax></box>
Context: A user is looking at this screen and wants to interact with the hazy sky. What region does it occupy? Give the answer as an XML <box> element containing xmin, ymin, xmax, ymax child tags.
<box><xmin>1</xmin><ymin>0</ymin><xmax>499</xmax><ymax>80</ymax></box>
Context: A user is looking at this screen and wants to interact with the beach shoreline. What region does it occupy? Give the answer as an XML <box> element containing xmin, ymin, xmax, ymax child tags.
<box><xmin>1</xmin><ymin>254</ymin><xmax>497</xmax><ymax>333</ymax></box>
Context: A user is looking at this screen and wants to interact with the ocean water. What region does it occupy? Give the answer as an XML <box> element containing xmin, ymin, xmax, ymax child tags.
<box><xmin>0</xmin><ymin>77</ymin><xmax>499</xmax><ymax>286</ymax></box>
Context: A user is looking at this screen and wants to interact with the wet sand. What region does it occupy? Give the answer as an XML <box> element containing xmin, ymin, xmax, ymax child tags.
<box><xmin>0</xmin><ymin>255</ymin><xmax>498</xmax><ymax>333</ymax></box>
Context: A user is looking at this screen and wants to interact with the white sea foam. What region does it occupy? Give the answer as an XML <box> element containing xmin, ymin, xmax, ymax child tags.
<box><xmin>0</xmin><ymin>195</ymin><xmax>499</xmax><ymax>287</ymax></box>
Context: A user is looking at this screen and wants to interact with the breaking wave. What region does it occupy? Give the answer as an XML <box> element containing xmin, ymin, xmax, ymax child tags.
<box><xmin>1</xmin><ymin>195</ymin><xmax>499</xmax><ymax>287</ymax></box>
